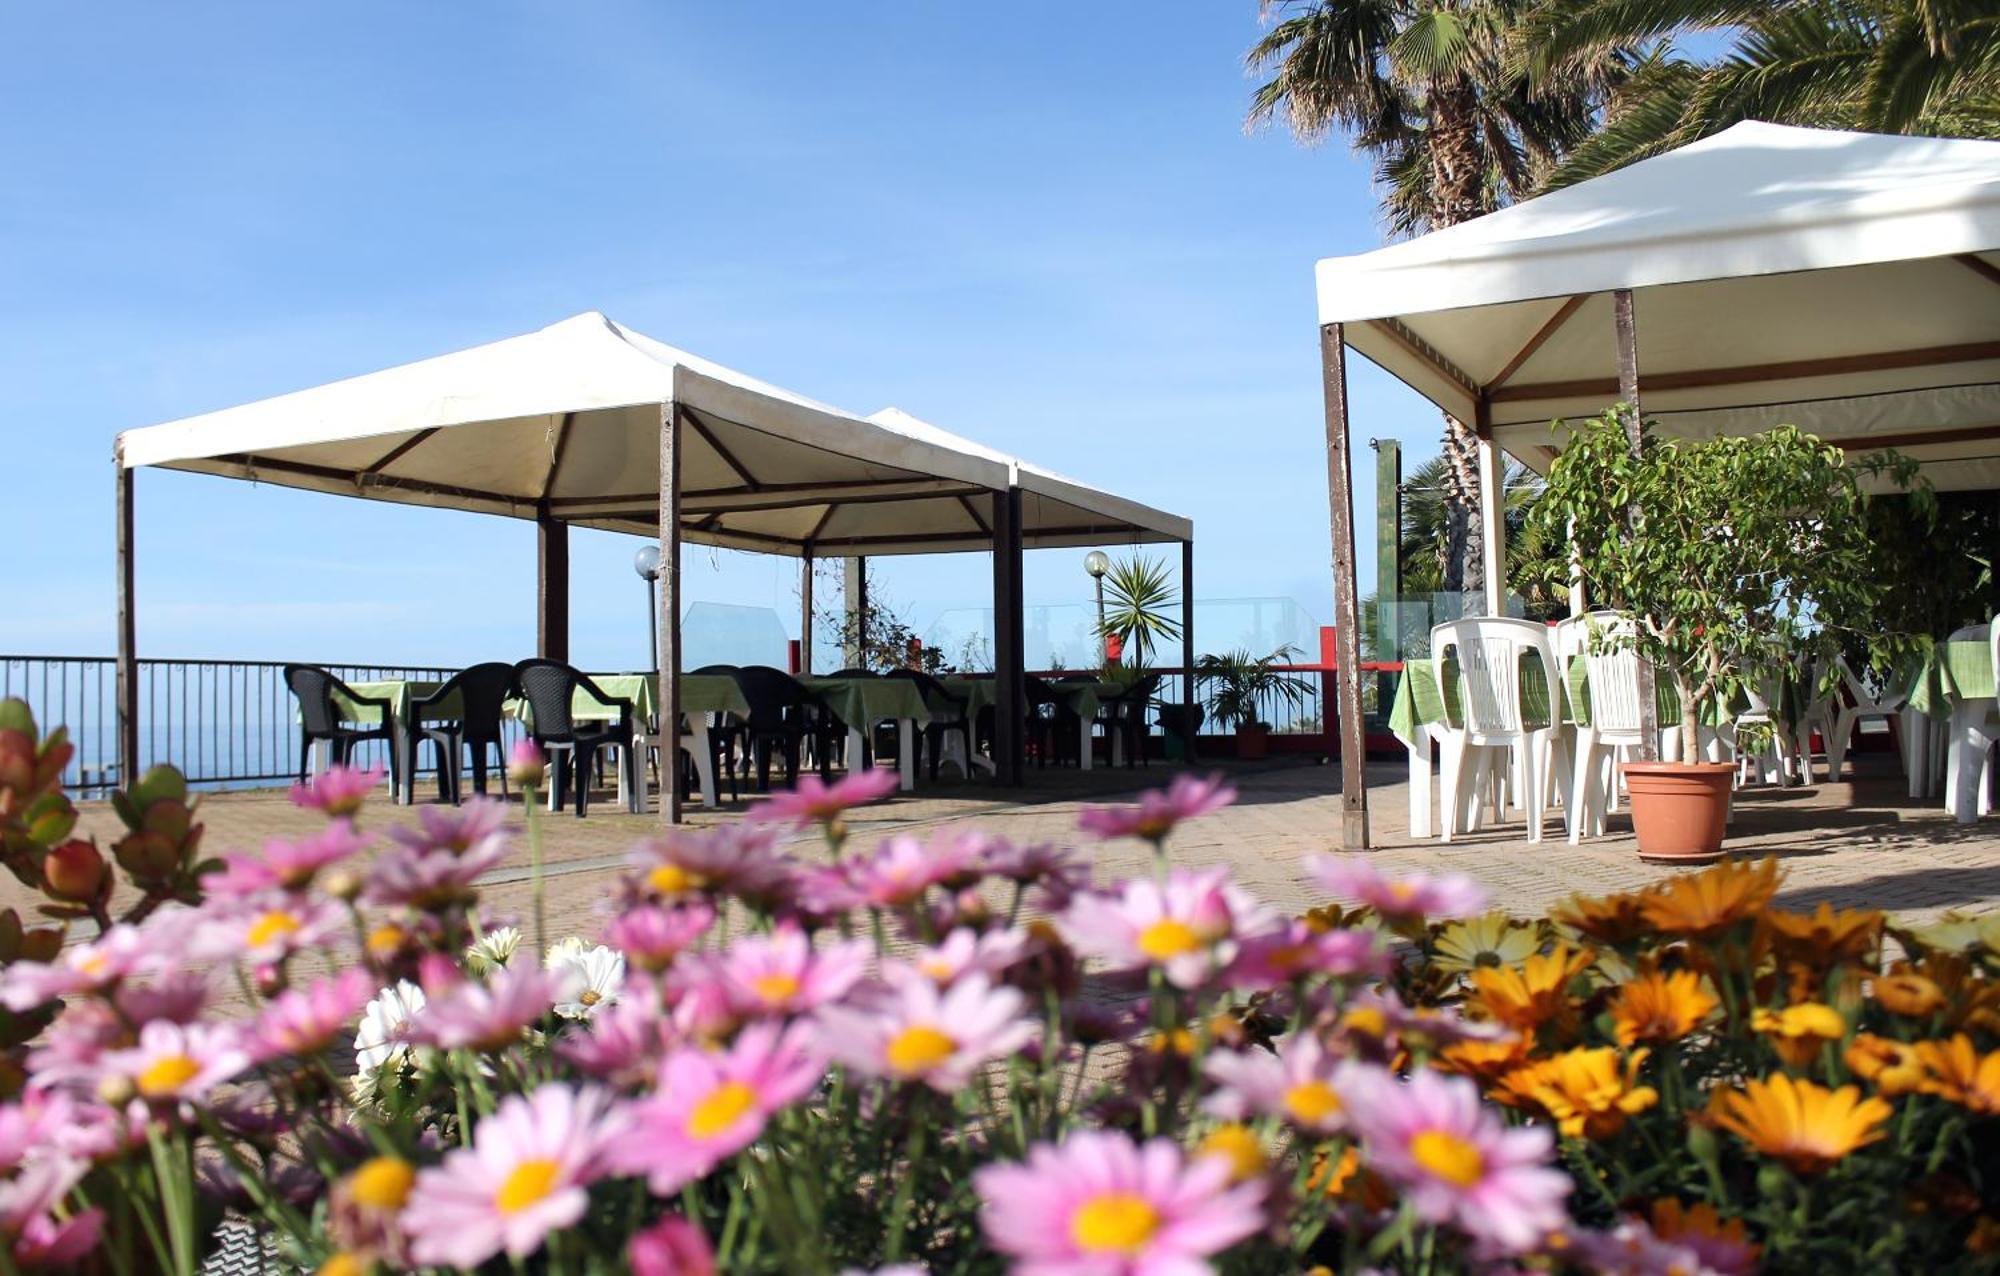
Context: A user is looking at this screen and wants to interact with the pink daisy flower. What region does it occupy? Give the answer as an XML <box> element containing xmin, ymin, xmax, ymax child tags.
<box><xmin>0</xmin><ymin>924</ymin><xmax>160</xmax><ymax>1011</ymax></box>
<box><xmin>1060</xmin><ymin>868</ymin><xmax>1279</xmax><ymax>990</ymax></box>
<box><xmin>365</xmin><ymin>838</ymin><xmax>508</xmax><ymax>910</ymax></box>
<box><xmin>194</xmin><ymin>894</ymin><xmax>345</xmax><ymax>966</ymax></box>
<box><xmin>1223</xmin><ymin>920</ymin><xmax>1388</xmax><ymax>990</ymax></box>
<box><xmin>388</xmin><ymin>797</ymin><xmax>511</xmax><ymax>859</ymax></box>
<box><xmin>289</xmin><ymin>762</ymin><xmax>384</xmax><ymax>816</ymax></box>
<box><xmin>841</xmin><ymin>832</ymin><xmax>986</xmax><ymax>908</ymax></box>
<box><xmin>401</xmin><ymin>1084</ymin><xmax>622</xmax><ymax>1267</ymax></box>
<box><xmin>628</xmin><ymin>1213</ymin><xmax>716</xmax><ymax>1276</ymax></box>
<box><xmin>99</xmin><ymin>1021</ymin><xmax>250</xmax><ymax>1106</ymax></box>
<box><xmin>408</xmin><ymin>965</ymin><xmax>565</xmax><ymax>1052</ymax></box>
<box><xmin>604</xmin><ymin>902</ymin><xmax>716</xmax><ymax>973</ymax></box>
<box><xmin>629</xmin><ymin>824</ymin><xmax>794</xmax><ymax>904</ymax></box>
<box><xmin>903</xmin><ymin>928</ymin><xmax>1029</xmax><ymax>987</ymax></box>
<box><xmin>0</xmin><ymin>1090</ymin><xmax>79</xmax><ymax>1173</ymax></box>
<box><xmin>607</xmin><ymin>1022</ymin><xmax>823</xmax><ymax>1195</ymax></box>
<box><xmin>975</xmin><ymin>1130</ymin><xmax>1265</xmax><ymax>1275</ymax></box>
<box><xmin>207</xmin><ymin>822</ymin><xmax>368</xmax><ymax>897</ymax></box>
<box><xmin>746</xmin><ymin>768</ymin><xmax>899</xmax><ymax>828</ymax></box>
<box><xmin>0</xmin><ymin>1158</ymin><xmax>99</xmax><ymax>1262</ymax></box>
<box><xmin>714</xmin><ymin>924</ymin><xmax>869</xmax><ymax>1018</ymax></box>
<box><xmin>1340</xmin><ymin>1066</ymin><xmax>1570</xmax><ymax>1254</ymax></box>
<box><xmin>557</xmin><ymin>984</ymin><xmax>680</xmax><ymax>1086</ymax></box>
<box><xmin>12</xmin><ymin>1206</ymin><xmax>104</xmax><ymax>1267</ymax></box>
<box><xmin>1202</xmin><ymin>1033</ymin><xmax>1352</xmax><ymax>1135</ymax></box>
<box><xmin>1076</xmin><ymin>773</ymin><xmax>1236</xmax><ymax>843</ymax></box>
<box><xmin>816</xmin><ymin>972</ymin><xmax>1034</xmax><ymax>1092</ymax></box>
<box><xmin>113</xmin><ymin>971</ymin><xmax>211</xmax><ymax>1026</ymax></box>
<box><xmin>249</xmin><ymin>969</ymin><xmax>375</xmax><ymax>1062</ymax></box>
<box><xmin>1304</xmin><ymin>855</ymin><xmax>1487</xmax><ymax>922</ymax></box>
<box><xmin>1570</xmin><ymin>1217</ymin><xmax>1755</xmax><ymax>1276</ymax></box>
<box><xmin>981</xmin><ymin>838</ymin><xmax>1084</xmax><ymax>887</ymax></box>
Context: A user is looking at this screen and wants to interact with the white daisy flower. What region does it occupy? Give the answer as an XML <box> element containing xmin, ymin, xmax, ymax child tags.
<box><xmin>354</xmin><ymin>980</ymin><xmax>428</xmax><ymax>1077</ymax></box>
<box><xmin>546</xmin><ymin>942</ymin><xmax>625</xmax><ymax>1020</ymax></box>
<box><xmin>466</xmin><ymin>926</ymin><xmax>522</xmax><ymax>975</ymax></box>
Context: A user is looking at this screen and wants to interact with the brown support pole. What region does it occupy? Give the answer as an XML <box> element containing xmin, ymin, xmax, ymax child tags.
<box><xmin>1613</xmin><ymin>289</ymin><xmax>1661</xmax><ymax>762</ymax></box>
<box><xmin>1180</xmin><ymin>539</ymin><xmax>1195</xmax><ymax>762</ymax></box>
<box><xmin>1319</xmin><ymin>323</ymin><xmax>1370</xmax><ymax>849</ymax></box>
<box><xmin>844</xmin><ymin>557</ymin><xmax>867</xmax><ymax>667</ymax></box>
<box><xmin>115</xmin><ymin>460</ymin><xmax>138</xmax><ymax>787</ymax></box>
<box><xmin>658</xmin><ymin>404</ymin><xmax>683</xmax><ymax>823</ymax></box>
<box><xmin>799</xmin><ymin>549</ymin><xmax>815</xmax><ymax>675</ymax></box>
<box><xmin>536</xmin><ymin>509</ymin><xmax>569</xmax><ymax>662</ymax></box>
<box><xmin>991</xmin><ymin>488</ymin><xmax>1025</xmax><ymax>786</ymax></box>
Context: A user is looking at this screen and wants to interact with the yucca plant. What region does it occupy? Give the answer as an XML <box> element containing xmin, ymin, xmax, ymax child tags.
<box><xmin>1098</xmin><ymin>553</ymin><xmax>1182</xmax><ymax>668</ymax></box>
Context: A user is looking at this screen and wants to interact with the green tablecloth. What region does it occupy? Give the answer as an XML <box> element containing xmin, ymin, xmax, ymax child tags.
<box><xmin>1387</xmin><ymin>657</ymin><xmax>1556</xmax><ymax>738</ymax></box>
<box><xmin>799</xmin><ymin>676</ymin><xmax>932</xmax><ymax>729</ymax></box>
<box><xmin>567</xmin><ymin>674</ymin><xmax>751</xmax><ymax>723</ymax></box>
<box><xmin>939</xmin><ymin>677</ymin><xmax>1124</xmax><ymax>721</ymax></box>
<box><xmin>334</xmin><ymin>679</ymin><xmax>445</xmax><ymax>727</ymax></box>
<box><xmin>1902</xmin><ymin>640</ymin><xmax>1994</xmax><ymax>718</ymax></box>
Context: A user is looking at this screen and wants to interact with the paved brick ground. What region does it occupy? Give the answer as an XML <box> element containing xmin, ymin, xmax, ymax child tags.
<box><xmin>54</xmin><ymin>750</ymin><xmax>2000</xmax><ymax>937</ymax></box>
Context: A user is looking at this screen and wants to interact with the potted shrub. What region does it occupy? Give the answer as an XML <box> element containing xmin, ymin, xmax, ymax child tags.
<box><xmin>1530</xmin><ymin>409</ymin><xmax>1911</xmax><ymax>861</ymax></box>
<box><xmin>1198</xmin><ymin>645</ymin><xmax>1312</xmax><ymax>761</ymax></box>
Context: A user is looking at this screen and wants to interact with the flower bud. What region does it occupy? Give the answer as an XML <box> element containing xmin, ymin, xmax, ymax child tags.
<box><xmin>96</xmin><ymin>1073</ymin><xmax>135</xmax><ymax>1106</ymax></box>
<box><xmin>42</xmin><ymin>839</ymin><xmax>106</xmax><ymax>902</ymax></box>
<box><xmin>322</xmin><ymin>869</ymin><xmax>363</xmax><ymax>903</ymax></box>
<box><xmin>506</xmin><ymin>740</ymin><xmax>546</xmax><ymax>789</ymax></box>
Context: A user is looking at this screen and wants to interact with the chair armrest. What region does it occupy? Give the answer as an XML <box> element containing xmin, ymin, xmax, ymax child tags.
<box><xmin>575</xmin><ymin>676</ymin><xmax>637</xmax><ymax>718</ymax></box>
<box><xmin>348</xmin><ymin>693</ymin><xmax>397</xmax><ymax>724</ymax></box>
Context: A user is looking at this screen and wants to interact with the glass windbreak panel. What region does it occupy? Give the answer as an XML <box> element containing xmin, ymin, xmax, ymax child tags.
<box><xmin>683</xmin><ymin>602</ymin><xmax>790</xmax><ymax>671</ymax></box>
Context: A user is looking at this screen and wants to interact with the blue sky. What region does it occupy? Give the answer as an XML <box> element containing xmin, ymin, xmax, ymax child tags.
<box><xmin>1</xmin><ymin>2</ymin><xmax>1438</xmax><ymax>672</ymax></box>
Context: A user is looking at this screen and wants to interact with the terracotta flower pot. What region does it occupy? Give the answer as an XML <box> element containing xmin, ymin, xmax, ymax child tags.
<box><xmin>1236</xmin><ymin>724</ymin><xmax>1270</xmax><ymax>761</ymax></box>
<box><xmin>1619</xmin><ymin>762</ymin><xmax>1735</xmax><ymax>863</ymax></box>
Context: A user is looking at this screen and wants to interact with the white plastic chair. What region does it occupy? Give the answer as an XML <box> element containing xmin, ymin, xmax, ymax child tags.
<box><xmin>1558</xmin><ymin>612</ymin><xmax>1673</xmax><ymax>844</ymax></box>
<box><xmin>1947</xmin><ymin>622</ymin><xmax>1998</xmax><ymax>823</ymax></box>
<box><xmin>1822</xmin><ymin>656</ymin><xmax>1908</xmax><ymax>782</ymax></box>
<box><xmin>1431</xmin><ymin>617</ymin><xmax>1563</xmax><ymax>843</ymax></box>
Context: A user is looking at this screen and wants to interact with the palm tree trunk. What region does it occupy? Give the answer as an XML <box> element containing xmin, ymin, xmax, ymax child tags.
<box><xmin>1430</xmin><ymin>79</ymin><xmax>1489</xmax><ymax>610</ymax></box>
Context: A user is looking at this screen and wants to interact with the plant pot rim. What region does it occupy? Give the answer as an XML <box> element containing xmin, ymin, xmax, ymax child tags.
<box><xmin>1619</xmin><ymin>761</ymin><xmax>1736</xmax><ymax>777</ymax></box>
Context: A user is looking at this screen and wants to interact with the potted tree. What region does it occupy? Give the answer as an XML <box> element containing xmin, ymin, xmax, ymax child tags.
<box><xmin>1197</xmin><ymin>645</ymin><xmax>1313</xmax><ymax>761</ymax></box>
<box><xmin>1530</xmin><ymin>409</ymin><xmax>1912</xmax><ymax>861</ymax></box>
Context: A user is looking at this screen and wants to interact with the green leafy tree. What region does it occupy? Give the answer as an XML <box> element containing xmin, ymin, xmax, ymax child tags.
<box><xmin>1527</xmin><ymin>410</ymin><xmax>1919</xmax><ymax>757</ymax></box>
<box><xmin>1247</xmin><ymin>0</ymin><xmax>1630</xmax><ymax>595</ymax></box>
<box><xmin>1522</xmin><ymin>0</ymin><xmax>2000</xmax><ymax>188</ymax></box>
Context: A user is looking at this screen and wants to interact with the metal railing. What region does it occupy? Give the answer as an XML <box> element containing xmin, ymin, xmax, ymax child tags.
<box><xmin>0</xmin><ymin>657</ymin><xmax>465</xmax><ymax>796</ymax></box>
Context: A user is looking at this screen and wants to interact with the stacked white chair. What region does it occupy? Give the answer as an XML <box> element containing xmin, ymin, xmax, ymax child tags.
<box><xmin>1559</xmin><ymin>612</ymin><xmax>1657</xmax><ymax>843</ymax></box>
<box><xmin>1431</xmin><ymin>617</ymin><xmax>1563</xmax><ymax>844</ymax></box>
<box><xmin>1822</xmin><ymin>655</ymin><xmax>1908</xmax><ymax>782</ymax></box>
<box><xmin>1947</xmin><ymin>622</ymin><xmax>1998</xmax><ymax>823</ymax></box>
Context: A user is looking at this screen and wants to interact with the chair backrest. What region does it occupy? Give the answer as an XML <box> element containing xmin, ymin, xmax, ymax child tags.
<box><xmin>691</xmin><ymin>664</ymin><xmax>739</xmax><ymax>676</ymax></box>
<box><xmin>730</xmin><ymin>666</ymin><xmax>806</xmax><ymax>732</ymax></box>
<box><xmin>1553</xmin><ymin>612</ymin><xmax>1646</xmax><ymax>734</ymax></box>
<box><xmin>439</xmin><ymin>662</ymin><xmax>516</xmax><ymax>738</ymax></box>
<box><xmin>1430</xmin><ymin>616</ymin><xmax>1560</xmax><ymax>736</ymax></box>
<box><xmin>828</xmin><ymin>667</ymin><xmax>877</xmax><ymax>679</ymax></box>
<box><xmin>284</xmin><ymin>664</ymin><xmax>350</xmax><ymax>736</ymax></box>
<box><xmin>511</xmin><ymin>659</ymin><xmax>582</xmax><ymax>739</ymax></box>
<box><xmin>1024</xmin><ymin>675</ymin><xmax>1060</xmax><ymax>711</ymax></box>
<box><xmin>1122</xmin><ymin>671</ymin><xmax>1164</xmax><ymax>705</ymax></box>
<box><xmin>1987</xmin><ymin>618</ymin><xmax>2000</xmax><ymax>692</ymax></box>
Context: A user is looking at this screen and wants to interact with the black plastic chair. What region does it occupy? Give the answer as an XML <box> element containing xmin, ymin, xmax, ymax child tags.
<box><xmin>409</xmin><ymin>662</ymin><xmax>516</xmax><ymax>804</ymax></box>
<box><xmin>690</xmin><ymin>664</ymin><xmax>745</xmax><ymax>799</ymax></box>
<box><xmin>885</xmin><ymin>669</ymin><xmax>975</xmax><ymax>780</ymax></box>
<box><xmin>285</xmin><ymin>664</ymin><xmax>400</xmax><ymax>791</ymax></box>
<box><xmin>728</xmin><ymin>666</ymin><xmax>834</xmax><ymax>791</ymax></box>
<box><xmin>1024</xmin><ymin>676</ymin><xmax>1079</xmax><ymax>768</ymax></box>
<box><xmin>511</xmin><ymin>660</ymin><xmax>637</xmax><ymax>817</ymax></box>
<box><xmin>1095</xmin><ymin>672</ymin><xmax>1163</xmax><ymax>768</ymax></box>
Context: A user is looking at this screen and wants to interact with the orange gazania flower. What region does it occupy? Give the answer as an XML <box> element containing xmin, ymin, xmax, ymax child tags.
<box><xmin>1496</xmin><ymin>1046</ymin><xmax>1658</xmax><ymax>1140</ymax></box>
<box><xmin>1760</xmin><ymin>902</ymin><xmax>1883</xmax><ymax>967</ymax></box>
<box><xmin>1638</xmin><ymin>857</ymin><xmax>1780</xmax><ymax>939</ymax></box>
<box><xmin>1914</xmin><ymin>1035</ymin><xmax>2000</xmax><ymax>1115</ymax></box>
<box><xmin>1553</xmin><ymin>891</ymin><xmax>1654</xmax><ymax>946</ymax></box>
<box><xmin>1435</xmin><ymin>1034</ymin><xmax>1533</xmax><ymax>1088</ymax></box>
<box><xmin>1751</xmin><ymin>1002</ymin><xmax>1847</xmax><ymax>1069</ymax></box>
<box><xmin>1874</xmin><ymin>968</ymin><xmax>1946</xmax><ymax>1018</ymax></box>
<box><xmin>1844</xmin><ymin>1033</ymin><xmax>1926</xmax><ymax>1096</ymax></box>
<box><xmin>1308</xmin><ymin>1144</ymin><xmax>1395</xmax><ymax>1213</ymax></box>
<box><xmin>1467</xmin><ymin>945</ymin><xmax>1596</xmax><ymax>1033</ymax></box>
<box><xmin>1647</xmin><ymin>1198</ymin><xmax>1761</xmax><ymax>1270</ymax></box>
<box><xmin>1609</xmin><ymin>967</ymin><xmax>1718</xmax><ymax>1047</ymax></box>
<box><xmin>1708</xmin><ymin>1073</ymin><xmax>1891</xmax><ymax>1174</ymax></box>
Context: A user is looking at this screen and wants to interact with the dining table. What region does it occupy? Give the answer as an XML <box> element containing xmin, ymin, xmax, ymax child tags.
<box><xmin>944</xmin><ymin>676</ymin><xmax>1128</xmax><ymax>769</ymax></box>
<box><xmin>798</xmin><ymin>675</ymin><xmax>932</xmax><ymax>791</ymax></box>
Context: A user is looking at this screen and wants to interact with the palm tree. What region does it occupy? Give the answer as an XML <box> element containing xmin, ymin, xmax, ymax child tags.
<box><xmin>1395</xmin><ymin>454</ymin><xmax>1567</xmax><ymax>617</ymax></box>
<box><xmin>1247</xmin><ymin>1</ymin><xmax>1629</xmax><ymax>597</ymax></box>
<box><xmin>1520</xmin><ymin>1</ymin><xmax>2000</xmax><ymax>188</ymax></box>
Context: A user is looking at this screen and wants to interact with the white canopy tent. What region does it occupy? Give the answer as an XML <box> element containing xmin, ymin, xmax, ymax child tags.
<box><xmin>113</xmin><ymin>312</ymin><xmax>1193</xmax><ymax>817</ymax></box>
<box><xmin>1309</xmin><ymin>122</ymin><xmax>2000</xmax><ymax>848</ymax></box>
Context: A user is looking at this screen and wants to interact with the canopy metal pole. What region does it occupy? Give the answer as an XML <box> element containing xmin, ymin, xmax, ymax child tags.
<box><xmin>799</xmin><ymin>549</ymin><xmax>814</xmax><ymax>675</ymax></box>
<box><xmin>658</xmin><ymin>403</ymin><xmax>683</xmax><ymax>823</ymax></box>
<box><xmin>844</xmin><ymin>557</ymin><xmax>867</xmax><ymax>667</ymax></box>
<box><xmin>1180</xmin><ymin>539</ymin><xmax>1195</xmax><ymax>762</ymax></box>
<box><xmin>1614</xmin><ymin>289</ymin><xmax>1661</xmax><ymax>762</ymax></box>
<box><xmin>1476</xmin><ymin>436</ymin><xmax>1506</xmax><ymax>615</ymax></box>
<box><xmin>991</xmin><ymin>487</ymin><xmax>1025</xmax><ymax>785</ymax></box>
<box><xmin>115</xmin><ymin>458</ymin><xmax>138</xmax><ymax>788</ymax></box>
<box><xmin>1319</xmin><ymin>323</ymin><xmax>1370</xmax><ymax>849</ymax></box>
<box><xmin>536</xmin><ymin>511</ymin><xmax>569</xmax><ymax>662</ymax></box>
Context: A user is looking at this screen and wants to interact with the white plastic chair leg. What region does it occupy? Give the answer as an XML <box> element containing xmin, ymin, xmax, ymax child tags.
<box><xmin>1522</xmin><ymin>734</ymin><xmax>1546</xmax><ymax>843</ymax></box>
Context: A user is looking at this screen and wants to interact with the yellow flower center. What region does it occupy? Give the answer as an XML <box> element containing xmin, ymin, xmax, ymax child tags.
<box><xmin>886</xmin><ymin>1025</ymin><xmax>958</xmax><ymax>1074</ymax></box>
<box><xmin>1410</xmin><ymin>1129</ymin><xmax>1486</xmax><ymax>1187</ymax></box>
<box><xmin>578</xmin><ymin>990</ymin><xmax>602</xmax><ymax>1007</ymax></box>
<box><xmin>1284</xmin><ymin>1080</ymin><xmax>1344</xmax><ymax>1126</ymax></box>
<box><xmin>648</xmin><ymin>864</ymin><xmax>708</xmax><ymax>895</ymax></box>
<box><xmin>1071</xmin><ymin>1192</ymin><xmax>1162</xmax><ymax>1254</ymax></box>
<box><xmin>316</xmin><ymin>1254</ymin><xmax>366</xmax><ymax>1276</ymax></box>
<box><xmin>137</xmin><ymin>1054</ymin><xmax>203</xmax><ymax>1097</ymax></box>
<box><xmin>347</xmin><ymin>1157</ymin><xmax>416</xmax><ymax>1211</ymax></box>
<box><xmin>1198</xmin><ymin>1124</ymin><xmax>1265</xmax><ymax>1182</ymax></box>
<box><xmin>687</xmin><ymin>1081</ymin><xmax>757</xmax><ymax>1139</ymax></box>
<box><xmin>366</xmin><ymin>924</ymin><xmax>406</xmax><ymax>958</ymax></box>
<box><xmin>749</xmin><ymin>973</ymin><xmax>802</xmax><ymax>1004</ymax></box>
<box><xmin>493</xmin><ymin>1158</ymin><xmax>561</xmax><ymax>1215</ymax></box>
<box><xmin>918</xmin><ymin>958</ymin><xmax>955</xmax><ymax>981</ymax></box>
<box><xmin>1137</xmin><ymin>919</ymin><xmax>1201</xmax><ymax>961</ymax></box>
<box><xmin>76</xmin><ymin>953</ymin><xmax>110</xmax><ymax>978</ymax></box>
<box><xmin>246</xmin><ymin>910</ymin><xmax>302</xmax><ymax>949</ymax></box>
<box><xmin>1343</xmin><ymin>1007</ymin><xmax>1388</xmax><ymax>1038</ymax></box>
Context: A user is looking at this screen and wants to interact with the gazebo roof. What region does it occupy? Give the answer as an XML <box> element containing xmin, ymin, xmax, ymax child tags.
<box><xmin>1314</xmin><ymin>123</ymin><xmax>2000</xmax><ymax>488</ymax></box>
<box><xmin>116</xmin><ymin>312</ymin><xmax>1187</xmax><ymax>555</ymax></box>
